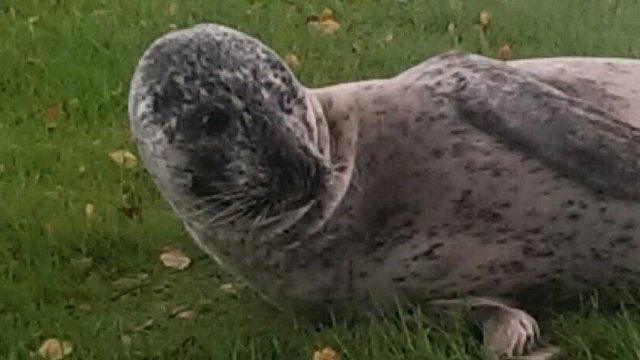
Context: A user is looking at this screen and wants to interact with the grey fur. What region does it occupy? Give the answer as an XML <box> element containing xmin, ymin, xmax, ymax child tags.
<box><xmin>129</xmin><ymin>24</ymin><xmax>640</xmax><ymax>358</ymax></box>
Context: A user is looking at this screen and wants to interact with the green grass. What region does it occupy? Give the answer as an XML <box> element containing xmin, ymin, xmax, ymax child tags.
<box><xmin>1</xmin><ymin>0</ymin><xmax>640</xmax><ymax>358</ymax></box>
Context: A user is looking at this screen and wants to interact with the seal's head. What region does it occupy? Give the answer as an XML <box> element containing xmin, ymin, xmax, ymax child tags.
<box><xmin>129</xmin><ymin>24</ymin><xmax>331</xmax><ymax>236</ymax></box>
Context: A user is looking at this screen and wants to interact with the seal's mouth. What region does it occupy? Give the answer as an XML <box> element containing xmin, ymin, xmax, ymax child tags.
<box><xmin>181</xmin><ymin>147</ymin><xmax>330</xmax><ymax>231</ymax></box>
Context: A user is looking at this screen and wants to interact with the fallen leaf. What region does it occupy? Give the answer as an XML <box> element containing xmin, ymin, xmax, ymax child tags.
<box><xmin>320</xmin><ymin>8</ymin><xmax>334</xmax><ymax>21</ymax></box>
<box><xmin>319</xmin><ymin>19</ymin><xmax>340</xmax><ymax>35</ymax></box>
<box><xmin>37</xmin><ymin>339</ymin><xmax>73</xmax><ymax>360</ymax></box>
<box><xmin>219</xmin><ymin>282</ymin><xmax>238</xmax><ymax>295</ymax></box>
<box><xmin>284</xmin><ymin>53</ymin><xmax>301</xmax><ymax>68</ymax></box>
<box><xmin>169</xmin><ymin>304</ymin><xmax>189</xmax><ymax>316</ymax></box>
<box><xmin>479</xmin><ymin>10</ymin><xmax>492</xmax><ymax>28</ymax></box>
<box><xmin>78</xmin><ymin>165</ymin><xmax>86</xmax><ymax>174</ymax></box>
<box><xmin>108</xmin><ymin>150</ymin><xmax>138</xmax><ymax>169</ymax></box>
<box><xmin>447</xmin><ymin>22</ymin><xmax>456</xmax><ymax>36</ymax></box>
<box><xmin>160</xmin><ymin>249</ymin><xmax>191</xmax><ymax>270</ymax></box>
<box><xmin>44</xmin><ymin>103</ymin><xmax>62</xmax><ymax>130</ymax></box>
<box><xmin>175</xmin><ymin>310</ymin><xmax>196</xmax><ymax>319</ymax></box>
<box><xmin>84</xmin><ymin>203</ymin><xmax>96</xmax><ymax>220</ymax></box>
<box><xmin>312</xmin><ymin>347</ymin><xmax>340</xmax><ymax>360</ymax></box>
<box><xmin>384</xmin><ymin>32</ymin><xmax>394</xmax><ymax>44</ymax></box>
<box><xmin>498</xmin><ymin>44</ymin><xmax>513</xmax><ymax>60</ymax></box>
<box><xmin>308</xmin><ymin>8</ymin><xmax>340</xmax><ymax>35</ymax></box>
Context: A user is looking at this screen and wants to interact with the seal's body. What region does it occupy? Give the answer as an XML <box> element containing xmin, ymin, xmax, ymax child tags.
<box><xmin>129</xmin><ymin>24</ymin><xmax>640</xmax><ymax>357</ymax></box>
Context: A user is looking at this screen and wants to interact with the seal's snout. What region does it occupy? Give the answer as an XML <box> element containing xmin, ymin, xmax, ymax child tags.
<box><xmin>129</xmin><ymin>24</ymin><xmax>328</xmax><ymax>229</ymax></box>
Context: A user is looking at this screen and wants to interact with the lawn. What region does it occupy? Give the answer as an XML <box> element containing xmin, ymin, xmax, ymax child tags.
<box><xmin>2</xmin><ymin>0</ymin><xmax>640</xmax><ymax>359</ymax></box>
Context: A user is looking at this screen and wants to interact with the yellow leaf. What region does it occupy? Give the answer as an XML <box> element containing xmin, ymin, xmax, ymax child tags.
<box><xmin>447</xmin><ymin>22</ymin><xmax>456</xmax><ymax>36</ymax></box>
<box><xmin>312</xmin><ymin>347</ymin><xmax>340</xmax><ymax>360</ymax></box>
<box><xmin>108</xmin><ymin>150</ymin><xmax>138</xmax><ymax>169</ymax></box>
<box><xmin>37</xmin><ymin>339</ymin><xmax>73</xmax><ymax>360</ymax></box>
<box><xmin>284</xmin><ymin>53</ymin><xmax>301</xmax><ymax>68</ymax></box>
<box><xmin>320</xmin><ymin>8</ymin><xmax>334</xmax><ymax>22</ymax></box>
<box><xmin>320</xmin><ymin>19</ymin><xmax>340</xmax><ymax>35</ymax></box>
<box><xmin>498</xmin><ymin>44</ymin><xmax>513</xmax><ymax>60</ymax></box>
<box><xmin>220</xmin><ymin>282</ymin><xmax>238</xmax><ymax>295</ymax></box>
<box><xmin>160</xmin><ymin>249</ymin><xmax>191</xmax><ymax>270</ymax></box>
<box><xmin>479</xmin><ymin>10</ymin><xmax>492</xmax><ymax>28</ymax></box>
<box><xmin>84</xmin><ymin>203</ymin><xmax>96</xmax><ymax>220</ymax></box>
<box><xmin>384</xmin><ymin>32</ymin><xmax>394</xmax><ymax>44</ymax></box>
<box><xmin>175</xmin><ymin>310</ymin><xmax>196</xmax><ymax>319</ymax></box>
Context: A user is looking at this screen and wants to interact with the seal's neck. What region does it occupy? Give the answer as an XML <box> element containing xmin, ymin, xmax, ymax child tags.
<box><xmin>272</xmin><ymin>81</ymin><xmax>396</xmax><ymax>240</ymax></box>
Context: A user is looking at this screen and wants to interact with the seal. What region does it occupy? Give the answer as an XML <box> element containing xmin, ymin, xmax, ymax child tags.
<box><xmin>128</xmin><ymin>24</ymin><xmax>640</xmax><ymax>358</ymax></box>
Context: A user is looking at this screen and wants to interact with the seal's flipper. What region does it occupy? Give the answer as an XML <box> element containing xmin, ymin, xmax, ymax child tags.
<box><xmin>430</xmin><ymin>297</ymin><xmax>559</xmax><ymax>359</ymax></box>
<box><xmin>449</xmin><ymin>54</ymin><xmax>640</xmax><ymax>200</ymax></box>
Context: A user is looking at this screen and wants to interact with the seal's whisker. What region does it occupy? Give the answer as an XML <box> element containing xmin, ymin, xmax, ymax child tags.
<box><xmin>205</xmin><ymin>197</ymin><xmax>254</xmax><ymax>227</ymax></box>
<box><xmin>250</xmin><ymin>202</ymin><xmax>273</xmax><ymax>230</ymax></box>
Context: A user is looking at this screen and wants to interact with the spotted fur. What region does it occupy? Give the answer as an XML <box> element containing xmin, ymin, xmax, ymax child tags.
<box><xmin>129</xmin><ymin>24</ymin><xmax>640</xmax><ymax>320</ymax></box>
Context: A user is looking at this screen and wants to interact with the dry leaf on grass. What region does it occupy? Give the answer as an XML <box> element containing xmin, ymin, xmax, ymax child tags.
<box><xmin>84</xmin><ymin>203</ymin><xmax>96</xmax><ymax>220</ymax></box>
<box><xmin>175</xmin><ymin>310</ymin><xmax>196</xmax><ymax>319</ymax></box>
<box><xmin>108</xmin><ymin>150</ymin><xmax>138</xmax><ymax>169</ymax></box>
<box><xmin>479</xmin><ymin>10</ymin><xmax>492</xmax><ymax>28</ymax></box>
<box><xmin>219</xmin><ymin>282</ymin><xmax>238</xmax><ymax>295</ymax></box>
<box><xmin>160</xmin><ymin>249</ymin><xmax>191</xmax><ymax>270</ymax></box>
<box><xmin>498</xmin><ymin>44</ymin><xmax>513</xmax><ymax>60</ymax></box>
<box><xmin>308</xmin><ymin>8</ymin><xmax>340</xmax><ymax>35</ymax></box>
<box><xmin>384</xmin><ymin>32</ymin><xmax>394</xmax><ymax>44</ymax></box>
<box><xmin>312</xmin><ymin>347</ymin><xmax>340</xmax><ymax>360</ymax></box>
<box><xmin>284</xmin><ymin>53</ymin><xmax>301</xmax><ymax>68</ymax></box>
<box><xmin>320</xmin><ymin>8</ymin><xmax>333</xmax><ymax>21</ymax></box>
<box><xmin>37</xmin><ymin>338</ymin><xmax>73</xmax><ymax>360</ymax></box>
